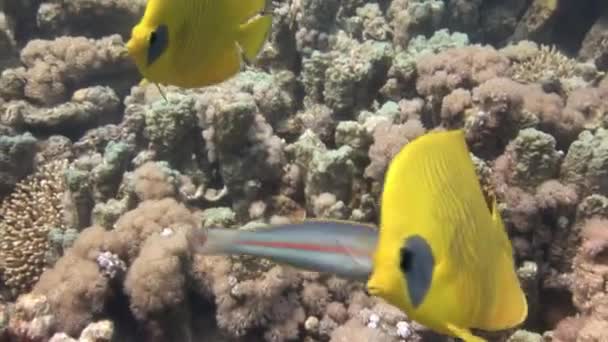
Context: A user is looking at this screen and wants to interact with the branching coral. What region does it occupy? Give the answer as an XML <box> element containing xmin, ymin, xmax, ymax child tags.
<box><xmin>509</xmin><ymin>45</ymin><xmax>578</xmax><ymax>85</ymax></box>
<box><xmin>0</xmin><ymin>159</ymin><xmax>69</xmax><ymax>297</ymax></box>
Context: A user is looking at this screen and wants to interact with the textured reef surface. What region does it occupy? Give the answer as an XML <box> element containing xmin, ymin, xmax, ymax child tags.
<box><xmin>0</xmin><ymin>0</ymin><xmax>608</xmax><ymax>341</ymax></box>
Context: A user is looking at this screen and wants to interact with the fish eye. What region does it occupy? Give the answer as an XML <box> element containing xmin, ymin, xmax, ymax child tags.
<box><xmin>400</xmin><ymin>235</ymin><xmax>434</xmax><ymax>308</ymax></box>
<box><xmin>399</xmin><ymin>247</ymin><xmax>413</xmax><ymax>272</ymax></box>
<box><xmin>147</xmin><ymin>24</ymin><xmax>169</xmax><ymax>66</ymax></box>
<box><xmin>149</xmin><ymin>31</ymin><xmax>157</xmax><ymax>45</ymax></box>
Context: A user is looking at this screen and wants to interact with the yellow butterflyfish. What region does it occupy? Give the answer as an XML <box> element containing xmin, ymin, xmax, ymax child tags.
<box><xmin>190</xmin><ymin>129</ymin><xmax>527</xmax><ymax>341</ymax></box>
<box><xmin>367</xmin><ymin>129</ymin><xmax>528</xmax><ymax>341</ymax></box>
<box><xmin>126</xmin><ymin>0</ymin><xmax>273</xmax><ymax>89</ymax></box>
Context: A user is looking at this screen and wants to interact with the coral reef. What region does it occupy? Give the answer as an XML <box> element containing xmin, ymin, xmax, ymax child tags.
<box><xmin>1</xmin><ymin>0</ymin><xmax>608</xmax><ymax>341</ymax></box>
<box><xmin>0</xmin><ymin>159</ymin><xmax>68</xmax><ymax>297</ymax></box>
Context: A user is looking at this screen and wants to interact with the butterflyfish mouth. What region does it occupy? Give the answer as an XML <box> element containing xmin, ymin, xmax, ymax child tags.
<box><xmin>366</xmin><ymin>285</ymin><xmax>379</xmax><ymax>296</ymax></box>
<box><xmin>125</xmin><ymin>39</ymin><xmax>136</xmax><ymax>55</ymax></box>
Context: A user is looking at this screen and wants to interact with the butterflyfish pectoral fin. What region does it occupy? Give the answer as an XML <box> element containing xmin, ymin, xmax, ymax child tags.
<box><xmin>224</xmin><ymin>0</ymin><xmax>267</xmax><ymax>23</ymax></box>
<box><xmin>237</xmin><ymin>14</ymin><xmax>272</xmax><ymax>62</ymax></box>
<box><xmin>474</xmin><ymin>250</ymin><xmax>528</xmax><ymax>331</ymax></box>
<box><xmin>155</xmin><ymin>83</ymin><xmax>167</xmax><ymax>102</ymax></box>
<box><xmin>445</xmin><ymin>324</ymin><xmax>487</xmax><ymax>342</ymax></box>
<box><xmin>474</xmin><ymin>199</ymin><xmax>528</xmax><ymax>330</ymax></box>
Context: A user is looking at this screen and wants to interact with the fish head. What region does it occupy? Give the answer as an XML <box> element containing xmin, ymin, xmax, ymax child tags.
<box><xmin>126</xmin><ymin>23</ymin><xmax>170</xmax><ymax>82</ymax></box>
<box><xmin>366</xmin><ymin>222</ymin><xmax>412</xmax><ymax>312</ymax></box>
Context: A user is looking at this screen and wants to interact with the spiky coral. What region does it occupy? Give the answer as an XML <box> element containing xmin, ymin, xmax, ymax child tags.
<box><xmin>509</xmin><ymin>45</ymin><xmax>578</xmax><ymax>86</ymax></box>
<box><xmin>0</xmin><ymin>159</ymin><xmax>69</xmax><ymax>297</ymax></box>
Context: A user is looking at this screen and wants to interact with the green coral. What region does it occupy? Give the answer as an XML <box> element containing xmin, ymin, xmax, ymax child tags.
<box><xmin>508</xmin><ymin>128</ymin><xmax>562</xmax><ymax>189</ymax></box>
<box><xmin>323</xmin><ymin>38</ymin><xmax>393</xmax><ymax>115</ymax></box>
<box><xmin>91</xmin><ymin>141</ymin><xmax>132</xmax><ymax>201</ymax></box>
<box><xmin>92</xmin><ymin>197</ymin><xmax>131</xmax><ymax>229</ymax></box>
<box><xmin>301</xmin><ymin>51</ymin><xmax>331</xmax><ymax>106</ymax></box>
<box><xmin>0</xmin><ymin>132</ymin><xmax>37</xmax><ymax>194</ymax></box>
<box><xmin>335</xmin><ymin>121</ymin><xmax>372</xmax><ymax>151</ymax></box>
<box><xmin>561</xmin><ymin>128</ymin><xmax>608</xmax><ymax>196</ymax></box>
<box><xmin>202</xmin><ymin>207</ymin><xmax>237</xmax><ymax>228</ymax></box>
<box><xmin>235</xmin><ymin>70</ymin><xmax>297</xmax><ymax>126</ymax></box>
<box><xmin>577</xmin><ymin>194</ymin><xmax>608</xmax><ymax>220</ymax></box>
<box><xmin>143</xmin><ymin>93</ymin><xmax>197</xmax><ymax>157</ymax></box>
<box><xmin>46</xmin><ymin>227</ymin><xmax>79</xmax><ymax>265</ymax></box>
<box><xmin>286</xmin><ymin>129</ymin><xmax>327</xmax><ymax>167</ymax></box>
<box><xmin>305</xmin><ymin>145</ymin><xmax>356</xmax><ymax>209</ymax></box>
<box><xmin>406</xmin><ymin>29</ymin><xmax>470</xmax><ymax>57</ymax></box>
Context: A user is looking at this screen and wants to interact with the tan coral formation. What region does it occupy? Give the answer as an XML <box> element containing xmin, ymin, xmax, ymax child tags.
<box><xmin>0</xmin><ymin>159</ymin><xmax>69</xmax><ymax>297</ymax></box>
<box><xmin>510</xmin><ymin>45</ymin><xmax>578</xmax><ymax>84</ymax></box>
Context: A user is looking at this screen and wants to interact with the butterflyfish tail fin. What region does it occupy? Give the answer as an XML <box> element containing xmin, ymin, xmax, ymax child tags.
<box><xmin>237</xmin><ymin>14</ymin><xmax>272</xmax><ymax>62</ymax></box>
<box><xmin>228</xmin><ymin>0</ymin><xmax>267</xmax><ymax>22</ymax></box>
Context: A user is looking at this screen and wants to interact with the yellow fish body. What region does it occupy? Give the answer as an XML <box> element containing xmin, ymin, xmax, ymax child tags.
<box><xmin>367</xmin><ymin>130</ymin><xmax>527</xmax><ymax>342</ymax></box>
<box><xmin>126</xmin><ymin>0</ymin><xmax>272</xmax><ymax>88</ymax></box>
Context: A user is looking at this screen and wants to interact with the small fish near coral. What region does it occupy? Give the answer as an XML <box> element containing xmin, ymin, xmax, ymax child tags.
<box><xmin>126</xmin><ymin>0</ymin><xmax>273</xmax><ymax>89</ymax></box>
<box><xmin>191</xmin><ymin>130</ymin><xmax>528</xmax><ymax>342</ymax></box>
<box><xmin>367</xmin><ymin>130</ymin><xmax>527</xmax><ymax>342</ymax></box>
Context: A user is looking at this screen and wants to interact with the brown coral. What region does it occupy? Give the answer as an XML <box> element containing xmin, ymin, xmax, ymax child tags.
<box><xmin>416</xmin><ymin>45</ymin><xmax>510</xmax><ymax>98</ymax></box>
<box><xmin>440</xmin><ymin>88</ymin><xmax>472</xmax><ymax>128</ymax></box>
<box><xmin>8</xmin><ymin>35</ymin><xmax>132</xmax><ymax>106</ymax></box>
<box><xmin>33</xmin><ymin>197</ymin><xmax>201</xmax><ymax>338</ymax></box>
<box><xmin>0</xmin><ymin>159</ymin><xmax>69</xmax><ymax>297</ymax></box>
<box><xmin>131</xmin><ymin>161</ymin><xmax>178</xmax><ymax>201</ymax></box>
<box><xmin>364</xmin><ymin>119</ymin><xmax>425</xmax><ymax>181</ymax></box>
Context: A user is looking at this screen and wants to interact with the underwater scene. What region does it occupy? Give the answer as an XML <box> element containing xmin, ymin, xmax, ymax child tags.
<box><xmin>1</xmin><ymin>0</ymin><xmax>608</xmax><ymax>341</ymax></box>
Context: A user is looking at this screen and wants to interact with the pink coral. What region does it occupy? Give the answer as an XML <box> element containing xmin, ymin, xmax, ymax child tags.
<box><xmin>440</xmin><ymin>88</ymin><xmax>472</xmax><ymax>128</ymax></box>
<box><xmin>580</xmin><ymin>218</ymin><xmax>608</xmax><ymax>260</ymax></box>
<box><xmin>553</xmin><ymin>316</ymin><xmax>585</xmax><ymax>342</ymax></box>
<box><xmin>569</xmin><ymin>217</ymin><xmax>608</xmax><ymax>337</ymax></box>
<box><xmin>466</xmin><ymin>77</ymin><xmax>524</xmax><ymax>157</ymax></box>
<box><xmin>364</xmin><ymin>119</ymin><xmax>425</xmax><ymax>181</ymax></box>
<box><xmin>416</xmin><ymin>46</ymin><xmax>510</xmax><ymax>98</ymax></box>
